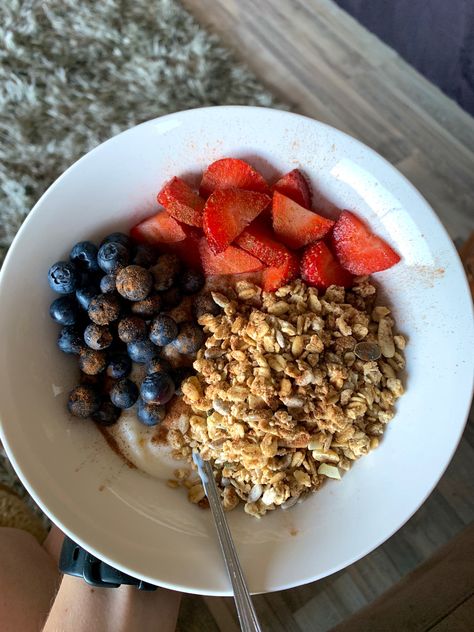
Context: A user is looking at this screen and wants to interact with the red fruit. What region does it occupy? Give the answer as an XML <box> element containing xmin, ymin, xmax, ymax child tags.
<box><xmin>272</xmin><ymin>192</ymin><xmax>334</xmax><ymax>249</ymax></box>
<box><xmin>332</xmin><ymin>211</ymin><xmax>401</xmax><ymax>275</ymax></box>
<box><xmin>199</xmin><ymin>238</ymin><xmax>264</xmax><ymax>276</ymax></box>
<box><xmin>301</xmin><ymin>242</ymin><xmax>353</xmax><ymax>289</ymax></box>
<box><xmin>157</xmin><ymin>177</ymin><xmax>205</xmax><ymax>228</ymax></box>
<box><xmin>199</xmin><ymin>158</ymin><xmax>270</xmax><ymax>197</ymax></box>
<box><xmin>273</xmin><ymin>169</ymin><xmax>311</xmax><ymax>209</ymax></box>
<box><xmin>130</xmin><ymin>211</ymin><xmax>186</xmax><ymax>245</ymax></box>
<box><xmin>160</xmin><ymin>226</ymin><xmax>202</xmax><ymax>269</ymax></box>
<box><xmin>262</xmin><ymin>252</ymin><xmax>300</xmax><ymax>292</ymax></box>
<box><xmin>203</xmin><ymin>188</ymin><xmax>271</xmax><ymax>254</ymax></box>
<box><xmin>235</xmin><ymin>220</ymin><xmax>290</xmax><ymax>266</ymax></box>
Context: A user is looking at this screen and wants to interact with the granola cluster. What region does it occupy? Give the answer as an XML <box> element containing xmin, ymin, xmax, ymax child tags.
<box><xmin>170</xmin><ymin>278</ymin><xmax>406</xmax><ymax>517</ymax></box>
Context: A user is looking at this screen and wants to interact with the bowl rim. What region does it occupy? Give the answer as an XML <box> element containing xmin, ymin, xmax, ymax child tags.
<box><xmin>1</xmin><ymin>105</ymin><xmax>473</xmax><ymax>595</ymax></box>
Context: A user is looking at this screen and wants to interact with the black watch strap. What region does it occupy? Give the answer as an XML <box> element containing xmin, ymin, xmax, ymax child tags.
<box><xmin>59</xmin><ymin>535</ymin><xmax>157</xmax><ymax>591</ymax></box>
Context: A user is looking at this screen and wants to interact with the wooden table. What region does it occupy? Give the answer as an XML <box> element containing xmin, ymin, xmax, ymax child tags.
<box><xmin>177</xmin><ymin>2</ymin><xmax>474</xmax><ymax>630</ymax></box>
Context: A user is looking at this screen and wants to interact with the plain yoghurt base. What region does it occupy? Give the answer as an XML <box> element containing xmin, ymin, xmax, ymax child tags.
<box><xmin>104</xmin><ymin>365</ymin><xmax>193</xmax><ymax>480</ymax></box>
<box><xmin>106</xmin><ymin>396</ymin><xmax>192</xmax><ymax>479</ymax></box>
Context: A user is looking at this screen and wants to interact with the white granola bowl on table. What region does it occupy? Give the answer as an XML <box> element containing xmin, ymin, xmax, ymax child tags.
<box><xmin>0</xmin><ymin>106</ymin><xmax>472</xmax><ymax>596</ymax></box>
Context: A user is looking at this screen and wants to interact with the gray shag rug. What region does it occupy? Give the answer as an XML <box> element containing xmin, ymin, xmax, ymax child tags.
<box><xmin>0</xmin><ymin>0</ymin><xmax>280</xmax><ymax>517</ymax></box>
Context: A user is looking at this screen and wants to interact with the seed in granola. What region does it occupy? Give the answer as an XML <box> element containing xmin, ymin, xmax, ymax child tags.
<box><xmin>247</xmin><ymin>483</ymin><xmax>263</xmax><ymax>503</ymax></box>
<box><xmin>267</xmin><ymin>301</ymin><xmax>290</xmax><ymax>316</ymax></box>
<box><xmin>377</xmin><ymin>317</ymin><xmax>395</xmax><ymax>358</ymax></box>
<box><xmin>293</xmin><ymin>469</ymin><xmax>311</xmax><ymax>487</ymax></box>
<box><xmin>354</xmin><ymin>341</ymin><xmax>381</xmax><ymax>361</ymax></box>
<box><xmin>393</xmin><ymin>334</ymin><xmax>406</xmax><ymax>350</ymax></box>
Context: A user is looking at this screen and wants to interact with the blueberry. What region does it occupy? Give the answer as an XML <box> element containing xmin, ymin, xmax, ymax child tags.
<box><xmin>146</xmin><ymin>357</ymin><xmax>172</xmax><ymax>375</ymax></box>
<box><xmin>116</xmin><ymin>265</ymin><xmax>153</xmax><ymax>301</ymax></box>
<box><xmin>70</xmin><ymin>241</ymin><xmax>99</xmax><ymax>273</ymax></box>
<box><xmin>172</xmin><ymin>366</ymin><xmax>195</xmax><ymax>395</ymax></box>
<box><xmin>132</xmin><ymin>244</ymin><xmax>157</xmax><ymax>268</ymax></box>
<box><xmin>110</xmin><ymin>378</ymin><xmax>138</xmax><ymax>409</ymax></box>
<box><xmin>127</xmin><ymin>339</ymin><xmax>158</xmax><ymax>363</ymax></box>
<box><xmin>100</xmin><ymin>274</ymin><xmax>116</xmax><ymax>294</ymax></box>
<box><xmin>97</xmin><ymin>242</ymin><xmax>129</xmax><ymax>274</ymax></box>
<box><xmin>140</xmin><ymin>373</ymin><xmax>175</xmax><ymax>405</ymax></box>
<box><xmin>150</xmin><ymin>254</ymin><xmax>180</xmax><ymax>291</ymax></box>
<box><xmin>100</xmin><ymin>232</ymin><xmax>131</xmax><ymax>249</ymax></box>
<box><xmin>161</xmin><ymin>286</ymin><xmax>182</xmax><ymax>310</ymax></box>
<box><xmin>180</xmin><ymin>269</ymin><xmax>205</xmax><ymax>295</ymax></box>
<box><xmin>91</xmin><ymin>401</ymin><xmax>121</xmax><ymax>426</ymax></box>
<box><xmin>117</xmin><ymin>316</ymin><xmax>147</xmax><ymax>344</ymax></box>
<box><xmin>149</xmin><ymin>314</ymin><xmax>178</xmax><ymax>346</ymax></box>
<box><xmin>84</xmin><ymin>323</ymin><xmax>113</xmax><ymax>350</ymax></box>
<box><xmin>48</xmin><ymin>261</ymin><xmax>79</xmax><ymax>294</ymax></box>
<box><xmin>192</xmin><ymin>292</ymin><xmax>221</xmax><ymax>319</ymax></box>
<box><xmin>106</xmin><ymin>352</ymin><xmax>132</xmax><ymax>379</ymax></box>
<box><xmin>137</xmin><ymin>398</ymin><xmax>166</xmax><ymax>426</ymax></box>
<box><xmin>79</xmin><ymin>348</ymin><xmax>107</xmax><ymax>375</ymax></box>
<box><xmin>49</xmin><ymin>296</ymin><xmax>79</xmax><ymax>325</ymax></box>
<box><xmin>172</xmin><ymin>322</ymin><xmax>204</xmax><ymax>354</ymax></box>
<box><xmin>88</xmin><ymin>295</ymin><xmax>121</xmax><ymax>325</ymax></box>
<box><xmin>76</xmin><ymin>285</ymin><xmax>98</xmax><ymax>310</ymax></box>
<box><xmin>58</xmin><ymin>325</ymin><xmax>84</xmax><ymax>354</ymax></box>
<box><xmin>80</xmin><ymin>372</ymin><xmax>103</xmax><ymax>387</ymax></box>
<box><xmin>130</xmin><ymin>294</ymin><xmax>162</xmax><ymax>318</ymax></box>
<box><xmin>67</xmin><ymin>385</ymin><xmax>101</xmax><ymax>418</ymax></box>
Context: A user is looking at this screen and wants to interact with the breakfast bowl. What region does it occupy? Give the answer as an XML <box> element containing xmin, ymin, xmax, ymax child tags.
<box><xmin>0</xmin><ymin>106</ymin><xmax>473</xmax><ymax>595</ymax></box>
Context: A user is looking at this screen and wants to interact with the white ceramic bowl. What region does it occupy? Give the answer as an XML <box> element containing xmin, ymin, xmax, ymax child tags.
<box><xmin>0</xmin><ymin>107</ymin><xmax>473</xmax><ymax>596</ymax></box>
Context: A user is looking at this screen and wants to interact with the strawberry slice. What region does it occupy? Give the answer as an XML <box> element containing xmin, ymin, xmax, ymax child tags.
<box><xmin>273</xmin><ymin>169</ymin><xmax>311</xmax><ymax>209</ymax></box>
<box><xmin>160</xmin><ymin>225</ymin><xmax>203</xmax><ymax>269</ymax></box>
<box><xmin>203</xmin><ymin>188</ymin><xmax>271</xmax><ymax>254</ymax></box>
<box><xmin>157</xmin><ymin>177</ymin><xmax>205</xmax><ymax>228</ymax></box>
<box><xmin>332</xmin><ymin>211</ymin><xmax>401</xmax><ymax>274</ymax></box>
<box><xmin>301</xmin><ymin>242</ymin><xmax>353</xmax><ymax>289</ymax></box>
<box><xmin>130</xmin><ymin>211</ymin><xmax>186</xmax><ymax>245</ymax></box>
<box><xmin>199</xmin><ymin>238</ymin><xmax>264</xmax><ymax>276</ymax></box>
<box><xmin>262</xmin><ymin>252</ymin><xmax>300</xmax><ymax>292</ymax></box>
<box><xmin>272</xmin><ymin>192</ymin><xmax>334</xmax><ymax>249</ymax></box>
<box><xmin>199</xmin><ymin>158</ymin><xmax>270</xmax><ymax>197</ymax></box>
<box><xmin>235</xmin><ymin>219</ymin><xmax>290</xmax><ymax>266</ymax></box>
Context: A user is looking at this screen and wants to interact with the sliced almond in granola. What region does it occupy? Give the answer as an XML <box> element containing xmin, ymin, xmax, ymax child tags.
<box><xmin>317</xmin><ymin>463</ymin><xmax>341</xmax><ymax>479</ymax></box>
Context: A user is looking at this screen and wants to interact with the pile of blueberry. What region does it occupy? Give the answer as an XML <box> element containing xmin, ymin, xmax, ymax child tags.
<box><xmin>48</xmin><ymin>232</ymin><xmax>219</xmax><ymax>427</ymax></box>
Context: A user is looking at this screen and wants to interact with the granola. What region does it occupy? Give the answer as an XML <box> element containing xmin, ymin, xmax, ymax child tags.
<box><xmin>173</xmin><ymin>277</ymin><xmax>406</xmax><ymax>517</ymax></box>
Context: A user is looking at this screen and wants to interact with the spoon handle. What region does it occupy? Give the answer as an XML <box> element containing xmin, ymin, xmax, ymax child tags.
<box><xmin>193</xmin><ymin>452</ymin><xmax>262</xmax><ymax>632</ymax></box>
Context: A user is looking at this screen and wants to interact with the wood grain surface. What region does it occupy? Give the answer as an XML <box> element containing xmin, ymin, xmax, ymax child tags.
<box><xmin>176</xmin><ymin>1</ymin><xmax>474</xmax><ymax>631</ymax></box>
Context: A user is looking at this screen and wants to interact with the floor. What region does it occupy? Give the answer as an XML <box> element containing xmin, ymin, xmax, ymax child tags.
<box><xmin>176</xmin><ymin>1</ymin><xmax>474</xmax><ymax>630</ymax></box>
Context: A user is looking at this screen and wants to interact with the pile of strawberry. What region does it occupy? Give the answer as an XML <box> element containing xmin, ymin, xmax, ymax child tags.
<box><xmin>131</xmin><ymin>158</ymin><xmax>400</xmax><ymax>292</ymax></box>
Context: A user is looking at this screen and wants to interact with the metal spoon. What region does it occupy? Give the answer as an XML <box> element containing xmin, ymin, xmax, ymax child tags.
<box><xmin>193</xmin><ymin>451</ymin><xmax>262</xmax><ymax>632</ymax></box>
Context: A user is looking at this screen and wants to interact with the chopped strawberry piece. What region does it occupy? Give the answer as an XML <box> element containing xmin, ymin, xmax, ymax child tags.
<box><xmin>199</xmin><ymin>158</ymin><xmax>270</xmax><ymax>197</ymax></box>
<box><xmin>235</xmin><ymin>219</ymin><xmax>290</xmax><ymax>266</ymax></box>
<box><xmin>199</xmin><ymin>238</ymin><xmax>264</xmax><ymax>276</ymax></box>
<box><xmin>203</xmin><ymin>188</ymin><xmax>271</xmax><ymax>254</ymax></box>
<box><xmin>160</xmin><ymin>226</ymin><xmax>203</xmax><ymax>269</ymax></box>
<box><xmin>273</xmin><ymin>169</ymin><xmax>311</xmax><ymax>209</ymax></box>
<box><xmin>130</xmin><ymin>211</ymin><xmax>186</xmax><ymax>245</ymax></box>
<box><xmin>272</xmin><ymin>192</ymin><xmax>334</xmax><ymax>249</ymax></box>
<box><xmin>301</xmin><ymin>242</ymin><xmax>353</xmax><ymax>289</ymax></box>
<box><xmin>262</xmin><ymin>252</ymin><xmax>300</xmax><ymax>292</ymax></box>
<box><xmin>157</xmin><ymin>177</ymin><xmax>205</xmax><ymax>228</ymax></box>
<box><xmin>332</xmin><ymin>211</ymin><xmax>401</xmax><ymax>275</ymax></box>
